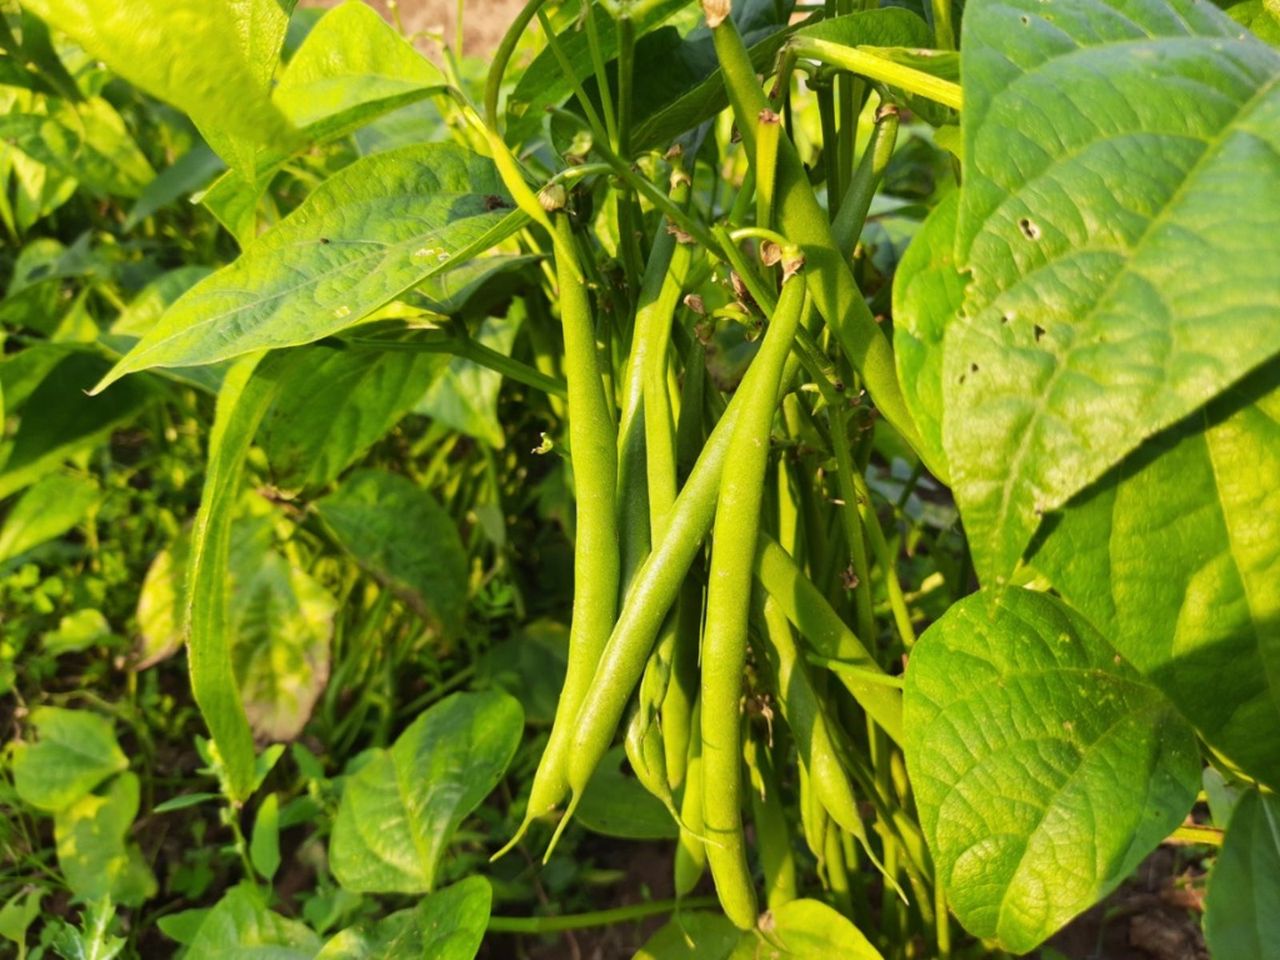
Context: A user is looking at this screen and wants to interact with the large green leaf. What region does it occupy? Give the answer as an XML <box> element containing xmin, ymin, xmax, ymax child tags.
<box><xmin>185</xmin><ymin>885</ymin><xmax>320</xmax><ymax>960</ymax></box>
<box><xmin>313</xmin><ymin>469</ymin><xmax>468</xmax><ymax>634</ymax></box>
<box><xmin>11</xmin><ymin>707</ymin><xmax>127</xmax><ymax>812</ymax></box>
<box><xmin>903</xmin><ymin>588</ymin><xmax>1200</xmax><ymax>953</ymax></box>
<box><xmin>330</xmin><ymin>691</ymin><xmax>523</xmax><ymax>893</ymax></box>
<box><xmin>634</xmin><ymin>912</ymin><xmax>743</xmax><ymax>960</ymax></box>
<box><xmin>92</xmin><ymin>144</ymin><xmax>524</xmax><ymax>391</ymax></box>
<box><xmin>203</xmin><ymin>0</ymin><xmax>449</xmax><ymax>244</ymax></box>
<box><xmin>317</xmin><ymin>877</ymin><xmax>491</xmax><ymax>960</ymax></box>
<box><xmin>890</xmin><ymin>190</ymin><xmax>960</xmax><ymax>482</ymax></box>
<box><xmin>232</xmin><ymin>550</ymin><xmax>337</xmax><ymax>742</ymax></box>
<box><xmin>21</xmin><ymin>0</ymin><xmax>294</xmax><ymax>174</ymax></box>
<box><xmin>940</xmin><ymin>0</ymin><xmax>1280</xmax><ymax>581</ymax></box>
<box><xmin>0</xmin><ymin>471</ymin><xmax>99</xmax><ymax>564</ymax></box>
<box><xmin>1029</xmin><ymin>364</ymin><xmax>1280</xmax><ymax>787</ymax></box>
<box><xmin>54</xmin><ymin>772</ymin><xmax>157</xmax><ymax>906</ymax></box>
<box><xmin>1204</xmin><ymin>789</ymin><xmax>1280</xmax><ymax>959</ymax></box>
<box><xmin>259</xmin><ymin>342</ymin><xmax>448</xmax><ymax>493</ymax></box>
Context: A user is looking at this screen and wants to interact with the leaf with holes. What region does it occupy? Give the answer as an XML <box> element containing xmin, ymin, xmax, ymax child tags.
<box><xmin>941</xmin><ymin>0</ymin><xmax>1280</xmax><ymax>582</ymax></box>
<box><xmin>903</xmin><ymin>587</ymin><xmax>1200</xmax><ymax>952</ymax></box>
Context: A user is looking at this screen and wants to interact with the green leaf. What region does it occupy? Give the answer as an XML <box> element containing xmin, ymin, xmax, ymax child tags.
<box><xmin>942</xmin><ymin>0</ymin><xmax>1280</xmax><ymax>581</ymax></box>
<box><xmin>732</xmin><ymin>899</ymin><xmax>883</xmax><ymax>959</ymax></box>
<box><xmin>330</xmin><ymin>690</ymin><xmax>523</xmax><ymax>893</ymax></box>
<box><xmin>0</xmin><ymin>348</ymin><xmax>151</xmax><ymax>500</ymax></box>
<box><xmin>21</xmin><ymin>0</ymin><xmax>294</xmax><ymax>174</ymax></box>
<box><xmin>232</xmin><ymin>550</ymin><xmax>337</xmax><ymax>742</ymax></box>
<box><xmin>135</xmin><ymin>532</ymin><xmax>189</xmax><ymax>669</ymax></box>
<box><xmin>318</xmin><ymin>877</ymin><xmax>492</xmax><ymax>960</ymax></box>
<box><xmin>259</xmin><ymin>341</ymin><xmax>448</xmax><ymax>493</ymax></box>
<box><xmin>250</xmin><ymin>793</ymin><xmax>281</xmax><ymax>882</ymax></box>
<box><xmin>185</xmin><ymin>354</ymin><xmax>288</xmax><ymax>802</ymax></box>
<box><xmin>1204</xmin><ymin>789</ymin><xmax>1280</xmax><ymax>959</ymax></box>
<box><xmin>48</xmin><ymin>899</ymin><xmax>125</xmax><ymax>960</ymax></box>
<box><xmin>93</xmin><ymin>144</ymin><xmax>524</xmax><ymax>390</ymax></box>
<box><xmin>0</xmin><ymin>471</ymin><xmax>99</xmax><ymax>564</ymax></box>
<box><xmin>314</xmin><ymin>469</ymin><xmax>468</xmax><ymax>635</ymax></box>
<box><xmin>903</xmin><ymin>588</ymin><xmax>1200</xmax><ymax>953</ymax></box>
<box><xmin>0</xmin><ymin>887</ymin><xmax>44</xmax><ymax>950</ymax></box>
<box><xmin>1225</xmin><ymin>0</ymin><xmax>1280</xmax><ymax>46</ymax></box>
<box><xmin>42</xmin><ymin>609</ymin><xmax>113</xmax><ymax>655</ymax></box>
<box><xmin>204</xmin><ymin>0</ymin><xmax>449</xmax><ymax>244</ymax></box>
<box><xmin>185</xmin><ymin>885</ymin><xmax>320</xmax><ymax>960</ymax></box>
<box><xmin>576</xmin><ymin>745</ymin><xmax>678</xmax><ymax>841</ymax></box>
<box><xmin>109</xmin><ymin>266</ymin><xmax>214</xmax><ymax>337</ymax></box>
<box><xmin>414</xmin><ymin>314</ymin><xmax>518</xmax><ymax>449</ymax></box>
<box><xmin>478</xmin><ymin>619</ymin><xmax>569</xmax><ymax>727</ymax></box>
<box><xmin>54</xmin><ymin>772</ymin><xmax>157</xmax><ymax>907</ymax></box>
<box><xmin>0</xmin><ymin>96</ymin><xmax>154</xmax><ymax>197</ymax></box>
<box><xmin>274</xmin><ymin>0</ymin><xmax>445</xmax><ymax>131</ymax></box>
<box><xmin>124</xmin><ymin>143</ymin><xmax>225</xmax><ymax>230</ymax></box>
<box><xmin>633</xmin><ymin>912</ymin><xmax>742</xmax><ymax>960</ymax></box>
<box><xmin>890</xmin><ymin>190</ymin><xmax>961</xmax><ymax>483</ymax></box>
<box><xmin>11</xmin><ymin>707</ymin><xmax>127</xmax><ymax>812</ymax></box>
<box><xmin>1029</xmin><ymin>364</ymin><xmax>1280</xmax><ymax>787</ymax></box>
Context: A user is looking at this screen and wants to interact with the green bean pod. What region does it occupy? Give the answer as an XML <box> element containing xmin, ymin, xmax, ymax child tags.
<box><xmin>555</xmin><ymin>345</ymin><xmax>804</xmax><ymax>857</ymax></box>
<box><xmin>754</xmin><ymin>588</ymin><xmax>869</xmax><ymax>848</ymax></box>
<box><xmin>706</xmin><ymin>7</ymin><xmax>922</xmax><ymax>453</ymax></box>
<box><xmin>745</xmin><ymin>733</ymin><xmax>797</xmax><ymax>910</ymax></box>
<box><xmin>674</xmin><ymin>699</ymin><xmax>707</xmax><ymax>897</ymax></box>
<box><xmin>496</xmin><ymin>214</ymin><xmax>620</xmax><ymax>858</ymax></box>
<box><xmin>701</xmin><ymin>268</ymin><xmax>807</xmax><ymax>930</ymax></box>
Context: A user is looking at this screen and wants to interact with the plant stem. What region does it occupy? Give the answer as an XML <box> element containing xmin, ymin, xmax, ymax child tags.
<box><xmin>487</xmin><ymin>897</ymin><xmax>717</xmax><ymax>933</ymax></box>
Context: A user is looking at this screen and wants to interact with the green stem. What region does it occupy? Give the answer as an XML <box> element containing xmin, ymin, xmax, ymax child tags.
<box><xmin>583</xmin><ymin>0</ymin><xmax>619</xmax><ymax>147</ymax></box>
<box><xmin>488</xmin><ymin>897</ymin><xmax>718</xmax><ymax>933</ymax></box>
<box><xmin>535</xmin><ymin>7</ymin><xmax>611</xmax><ymax>146</ymax></box>
<box><xmin>484</xmin><ymin>0</ymin><xmax>552</xmax><ymax>126</ymax></box>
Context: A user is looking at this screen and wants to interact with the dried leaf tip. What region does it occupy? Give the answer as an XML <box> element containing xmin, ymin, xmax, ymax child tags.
<box><xmin>758</xmin><ymin>108</ymin><xmax>781</xmax><ymax>125</ymax></box>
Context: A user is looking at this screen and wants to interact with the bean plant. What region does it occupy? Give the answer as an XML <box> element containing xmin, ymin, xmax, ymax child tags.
<box><xmin>1</xmin><ymin>0</ymin><xmax>1277</xmax><ymax>956</ymax></box>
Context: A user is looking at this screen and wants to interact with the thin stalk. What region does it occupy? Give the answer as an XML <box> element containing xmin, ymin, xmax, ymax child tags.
<box><xmin>484</xmin><ymin>0</ymin><xmax>552</xmax><ymax>125</ymax></box>
<box><xmin>582</xmin><ymin>0</ymin><xmax>619</xmax><ymax>147</ymax></box>
<box><xmin>535</xmin><ymin>7</ymin><xmax>611</xmax><ymax>146</ymax></box>
<box><xmin>790</xmin><ymin>38</ymin><xmax>963</xmax><ymax>110</ymax></box>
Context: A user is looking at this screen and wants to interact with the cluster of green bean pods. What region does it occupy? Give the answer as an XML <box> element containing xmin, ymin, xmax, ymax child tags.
<box><xmin>480</xmin><ymin>0</ymin><xmax>951</xmax><ymax>948</ymax></box>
